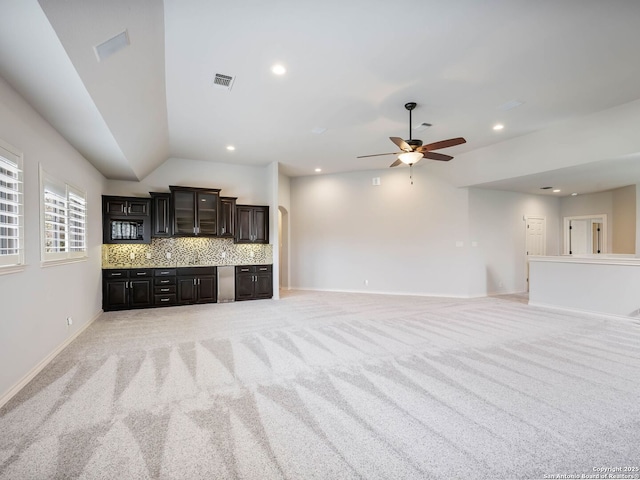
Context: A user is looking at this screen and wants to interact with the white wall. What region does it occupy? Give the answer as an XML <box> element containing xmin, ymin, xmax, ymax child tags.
<box><xmin>468</xmin><ymin>189</ymin><xmax>561</xmax><ymax>295</ymax></box>
<box><xmin>278</xmin><ymin>170</ymin><xmax>291</xmax><ymax>289</ymax></box>
<box><xmin>0</xmin><ymin>75</ymin><xmax>105</xmax><ymax>404</ymax></box>
<box><xmin>612</xmin><ymin>185</ymin><xmax>636</xmax><ymax>254</ymax></box>
<box><xmin>290</xmin><ymin>167</ymin><xmax>470</xmax><ymax>297</ymax></box>
<box><xmin>105</xmin><ymin>157</ymin><xmax>271</xmax><ymax>205</ymax></box>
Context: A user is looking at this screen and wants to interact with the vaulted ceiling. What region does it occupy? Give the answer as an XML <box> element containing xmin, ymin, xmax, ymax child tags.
<box><xmin>1</xmin><ymin>0</ymin><xmax>640</xmax><ymax>195</ymax></box>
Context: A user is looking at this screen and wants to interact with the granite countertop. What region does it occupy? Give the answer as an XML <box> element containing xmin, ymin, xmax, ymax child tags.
<box><xmin>102</xmin><ymin>262</ymin><xmax>271</xmax><ymax>269</ymax></box>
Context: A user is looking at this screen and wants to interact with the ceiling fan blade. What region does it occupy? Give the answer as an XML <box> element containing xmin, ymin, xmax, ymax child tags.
<box><xmin>357</xmin><ymin>151</ymin><xmax>402</xmax><ymax>158</ymax></box>
<box><xmin>419</xmin><ymin>137</ymin><xmax>467</xmax><ymax>152</ymax></box>
<box><xmin>423</xmin><ymin>151</ymin><xmax>453</xmax><ymax>161</ymax></box>
<box><xmin>390</xmin><ymin>137</ymin><xmax>412</xmax><ymax>152</ymax></box>
<box><xmin>389</xmin><ymin>158</ymin><xmax>402</xmax><ymax>167</ymax></box>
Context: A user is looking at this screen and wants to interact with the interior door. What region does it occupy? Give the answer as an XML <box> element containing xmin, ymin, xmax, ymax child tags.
<box><xmin>525</xmin><ymin>216</ymin><xmax>546</xmax><ymax>291</ymax></box>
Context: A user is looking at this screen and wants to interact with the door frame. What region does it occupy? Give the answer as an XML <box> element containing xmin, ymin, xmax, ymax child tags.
<box><xmin>524</xmin><ymin>215</ymin><xmax>546</xmax><ymax>291</ymax></box>
<box><xmin>562</xmin><ymin>214</ymin><xmax>607</xmax><ymax>255</ymax></box>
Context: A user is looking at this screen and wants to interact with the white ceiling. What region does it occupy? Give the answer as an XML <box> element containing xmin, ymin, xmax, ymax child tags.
<box><xmin>1</xmin><ymin>0</ymin><xmax>640</xmax><ymax>195</ymax></box>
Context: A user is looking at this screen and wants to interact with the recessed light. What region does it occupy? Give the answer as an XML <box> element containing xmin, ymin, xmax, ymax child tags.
<box><xmin>271</xmin><ymin>64</ymin><xmax>286</xmax><ymax>75</ymax></box>
<box><xmin>571</xmin><ymin>192</ymin><xmax>578</xmax><ymax>196</ymax></box>
<box><xmin>314</xmin><ymin>168</ymin><xmax>322</xmax><ymax>173</ymax></box>
<box><xmin>226</xmin><ymin>146</ymin><xmax>235</xmax><ymax>151</ymax></box>
<box><xmin>553</xmin><ymin>189</ymin><xmax>561</xmax><ymax>193</ymax></box>
<box><xmin>311</xmin><ymin>127</ymin><xmax>327</xmax><ymax>135</ymax></box>
<box><xmin>493</xmin><ymin>124</ymin><xmax>504</xmax><ymax>131</ymax></box>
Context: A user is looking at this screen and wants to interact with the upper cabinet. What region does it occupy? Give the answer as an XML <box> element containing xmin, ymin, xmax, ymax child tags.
<box><xmin>170</xmin><ymin>186</ymin><xmax>221</xmax><ymax>237</ymax></box>
<box><xmin>103</xmin><ymin>196</ymin><xmax>149</xmax><ymax>216</ymax></box>
<box><xmin>236</xmin><ymin>205</ymin><xmax>269</xmax><ymax>244</ymax></box>
<box><xmin>218</xmin><ymin>197</ymin><xmax>237</xmax><ymax>238</ymax></box>
<box><xmin>150</xmin><ymin>192</ymin><xmax>172</xmax><ymax>238</ymax></box>
<box><xmin>102</xmin><ymin>196</ymin><xmax>151</xmax><ymax>244</ymax></box>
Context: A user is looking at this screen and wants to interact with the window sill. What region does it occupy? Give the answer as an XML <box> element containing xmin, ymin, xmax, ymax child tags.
<box><xmin>41</xmin><ymin>257</ymin><xmax>88</xmax><ymax>268</ymax></box>
<box><xmin>0</xmin><ymin>264</ymin><xmax>26</xmax><ymax>276</ymax></box>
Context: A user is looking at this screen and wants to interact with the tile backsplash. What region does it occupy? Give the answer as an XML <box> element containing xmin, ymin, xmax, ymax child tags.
<box><xmin>102</xmin><ymin>238</ymin><xmax>272</xmax><ymax>268</ymax></box>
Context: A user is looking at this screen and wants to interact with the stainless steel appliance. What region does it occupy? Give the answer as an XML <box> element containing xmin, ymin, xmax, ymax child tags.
<box><xmin>217</xmin><ymin>265</ymin><xmax>235</xmax><ymax>303</ymax></box>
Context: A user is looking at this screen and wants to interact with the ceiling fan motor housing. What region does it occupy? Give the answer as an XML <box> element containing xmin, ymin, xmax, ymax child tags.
<box><xmin>406</xmin><ymin>139</ymin><xmax>423</xmax><ymax>149</ymax></box>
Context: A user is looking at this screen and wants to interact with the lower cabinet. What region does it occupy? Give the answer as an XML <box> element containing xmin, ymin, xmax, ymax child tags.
<box><xmin>177</xmin><ymin>267</ymin><xmax>217</xmax><ymax>304</ymax></box>
<box><xmin>154</xmin><ymin>268</ymin><xmax>177</xmax><ymax>306</ymax></box>
<box><xmin>235</xmin><ymin>265</ymin><xmax>273</xmax><ymax>300</ymax></box>
<box><xmin>103</xmin><ymin>269</ymin><xmax>153</xmax><ymax>311</ymax></box>
<box><xmin>103</xmin><ymin>264</ymin><xmax>272</xmax><ymax>311</ymax></box>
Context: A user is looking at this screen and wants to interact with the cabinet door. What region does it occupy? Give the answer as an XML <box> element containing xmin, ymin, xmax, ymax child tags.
<box><xmin>235</xmin><ymin>270</ymin><xmax>255</xmax><ymax>300</ymax></box>
<box><xmin>253</xmin><ymin>207</ymin><xmax>269</xmax><ymax>243</ymax></box>
<box><xmin>128</xmin><ymin>199</ymin><xmax>149</xmax><ymax>216</ymax></box>
<box><xmin>151</xmin><ymin>194</ymin><xmax>171</xmax><ymax>237</ymax></box>
<box><xmin>177</xmin><ymin>277</ymin><xmax>197</xmax><ymax>304</ymax></box>
<box><xmin>104</xmin><ymin>280</ymin><xmax>128</xmax><ymax>310</ymax></box>
<box><xmin>104</xmin><ymin>198</ymin><xmax>127</xmax><ymax>215</ymax></box>
<box><xmin>196</xmin><ymin>275</ymin><xmax>217</xmax><ymax>303</ymax></box>
<box><xmin>129</xmin><ymin>279</ymin><xmax>153</xmax><ymax>308</ymax></box>
<box><xmin>218</xmin><ymin>197</ymin><xmax>236</xmax><ymax>237</ymax></box>
<box><xmin>235</xmin><ymin>207</ymin><xmax>253</xmax><ymax>243</ymax></box>
<box><xmin>196</xmin><ymin>192</ymin><xmax>218</xmax><ymax>236</ymax></box>
<box><xmin>173</xmin><ymin>190</ymin><xmax>196</xmax><ymax>235</ymax></box>
<box><xmin>255</xmin><ymin>266</ymin><xmax>273</xmax><ymax>298</ymax></box>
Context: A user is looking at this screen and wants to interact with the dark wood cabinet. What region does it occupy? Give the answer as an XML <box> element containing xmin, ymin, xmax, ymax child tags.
<box><xmin>170</xmin><ymin>186</ymin><xmax>221</xmax><ymax>237</ymax></box>
<box><xmin>103</xmin><ymin>269</ymin><xmax>153</xmax><ymax>311</ymax></box>
<box><xmin>153</xmin><ymin>268</ymin><xmax>177</xmax><ymax>306</ymax></box>
<box><xmin>102</xmin><ymin>196</ymin><xmax>151</xmax><ymax>244</ymax></box>
<box><xmin>236</xmin><ymin>205</ymin><xmax>269</xmax><ymax>244</ymax></box>
<box><xmin>218</xmin><ymin>197</ymin><xmax>236</xmax><ymax>238</ymax></box>
<box><xmin>177</xmin><ymin>266</ymin><xmax>217</xmax><ymax>304</ymax></box>
<box><xmin>150</xmin><ymin>192</ymin><xmax>172</xmax><ymax>237</ymax></box>
<box><xmin>103</xmin><ymin>196</ymin><xmax>150</xmax><ymax>216</ymax></box>
<box><xmin>235</xmin><ymin>265</ymin><xmax>273</xmax><ymax>300</ymax></box>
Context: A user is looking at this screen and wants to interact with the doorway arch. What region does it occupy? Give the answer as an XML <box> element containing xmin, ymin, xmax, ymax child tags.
<box><xmin>278</xmin><ymin>206</ymin><xmax>289</xmax><ymax>289</ymax></box>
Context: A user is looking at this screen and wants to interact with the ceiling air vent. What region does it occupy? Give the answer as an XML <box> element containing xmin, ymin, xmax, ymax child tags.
<box><xmin>213</xmin><ymin>73</ymin><xmax>235</xmax><ymax>90</ymax></box>
<box><xmin>94</xmin><ymin>30</ymin><xmax>130</xmax><ymax>62</ymax></box>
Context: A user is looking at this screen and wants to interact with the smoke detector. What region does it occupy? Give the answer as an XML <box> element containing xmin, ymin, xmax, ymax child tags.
<box><xmin>213</xmin><ymin>73</ymin><xmax>235</xmax><ymax>90</ymax></box>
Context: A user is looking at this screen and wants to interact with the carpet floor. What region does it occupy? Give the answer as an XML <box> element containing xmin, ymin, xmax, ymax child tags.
<box><xmin>1</xmin><ymin>290</ymin><xmax>639</xmax><ymax>479</ymax></box>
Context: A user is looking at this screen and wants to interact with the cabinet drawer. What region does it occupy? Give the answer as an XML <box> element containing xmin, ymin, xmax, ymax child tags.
<box><xmin>104</xmin><ymin>269</ymin><xmax>129</xmax><ymax>279</ymax></box>
<box><xmin>155</xmin><ymin>294</ymin><xmax>177</xmax><ymax>305</ymax></box>
<box><xmin>236</xmin><ymin>266</ymin><xmax>253</xmax><ymax>274</ymax></box>
<box><xmin>130</xmin><ymin>269</ymin><xmax>153</xmax><ymax>277</ymax></box>
<box><xmin>154</xmin><ymin>285</ymin><xmax>176</xmax><ymax>294</ymax></box>
<box><xmin>154</xmin><ymin>269</ymin><xmax>176</xmax><ymax>277</ymax></box>
<box><xmin>155</xmin><ymin>277</ymin><xmax>176</xmax><ymax>286</ymax></box>
<box><xmin>177</xmin><ymin>266</ymin><xmax>216</xmax><ymax>276</ymax></box>
<box><xmin>256</xmin><ymin>265</ymin><xmax>272</xmax><ymax>273</ymax></box>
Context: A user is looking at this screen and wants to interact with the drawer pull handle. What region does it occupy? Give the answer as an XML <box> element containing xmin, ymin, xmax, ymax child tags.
<box><xmin>160</xmin><ymin>271</ymin><xmax>169</xmax><ymax>275</ymax></box>
<box><xmin>161</xmin><ymin>288</ymin><xmax>170</xmax><ymax>292</ymax></box>
<box><xmin>137</xmin><ymin>272</ymin><xmax>146</xmax><ymax>276</ymax></box>
<box><xmin>111</xmin><ymin>273</ymin><xmax>122</xmax><ymax>276</ymax></box>
<box><xmin>161</xmin><ymin>298</ymin><xmax>170</xmax><ymax>302</ymax></box>
<box><xmin>160</xmin><ymin>280</ymin><xmax>169</xmax><ymax>284</ymax></box>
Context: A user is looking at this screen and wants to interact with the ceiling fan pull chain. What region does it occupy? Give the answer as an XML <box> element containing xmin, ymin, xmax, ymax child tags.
<box><xmin>410</xmin><ymin>164</ymin><xmax>414</xmax><ymax>185</ymax></box>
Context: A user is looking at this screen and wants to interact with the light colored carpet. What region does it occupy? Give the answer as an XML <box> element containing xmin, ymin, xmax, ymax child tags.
<box><xmin>1</xmin><ymin>290</ymin><xmax>639</xmax><ymax>479</ymax></box>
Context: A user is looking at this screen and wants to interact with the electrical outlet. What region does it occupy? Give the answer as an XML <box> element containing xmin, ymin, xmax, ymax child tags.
<box><xmin>221</xmin><ymin>251</ymin><xmax>226</xmax><ymax>258</ymax></box>
<box><xmin>166</xmin><ymin>252</ymin><xmax>171</xmax><ymax>260</ymax></box>
<box><xmin>129</xmin><ymin>252</ymin><xmax>135</xmax><ymax>260</ymax></box>
<box><xmin>146</xmin><ymin>252</ymin><xmax>152</xmax><ymax>259</ymax></box>
<box><xmin>66</xmin><ymin>317</ymin><xmax>73</xmax><ymax>326</ymax></box>
<box><xmin>250</xmin><ymin>251</ymin><xmax>255</xmax><ymax>258</ymax></box>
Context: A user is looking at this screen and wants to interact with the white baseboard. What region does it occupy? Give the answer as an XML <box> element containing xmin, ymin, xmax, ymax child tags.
<box><xmin>0</xmin><ymin>310</ymin><xmax>103</xmax><ymax>409</ymax></box>
<box><xmin>527</xmin><ymin>301</ymin><xmax>639</xmax><ymax>323</ymax></box>
<box><xmin>289</xmin><ymin>286</ymin><xmax>478</xmax><ymax>299</ymax></box>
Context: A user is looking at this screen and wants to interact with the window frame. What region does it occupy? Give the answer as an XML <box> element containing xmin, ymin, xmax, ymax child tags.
<box><xmin>39</xmin><ymin>165</ymin><xmax>88</xmax><ymax>266</ymax></box>
<box><xmin>0</xmin><ymin>139</ymin><xmax>24</xmax><ymax>272</ymax></box>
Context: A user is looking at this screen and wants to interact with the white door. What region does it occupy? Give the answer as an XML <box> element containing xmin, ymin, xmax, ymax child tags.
<box><xmin>569</xmin><ymin>219</ymin><xmax>589</xmax><ymax>254</ymax></box>
<box><xmin>525</xmin><ymin>216</ymin><xmax>546</xmax><ymax>291</ymax></box>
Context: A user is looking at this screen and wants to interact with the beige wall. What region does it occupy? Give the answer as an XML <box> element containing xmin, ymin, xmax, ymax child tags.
<box><xmin>612</xmin><ymin>185</ymin><xmax>636</xmax><ymax>254</ymax></box>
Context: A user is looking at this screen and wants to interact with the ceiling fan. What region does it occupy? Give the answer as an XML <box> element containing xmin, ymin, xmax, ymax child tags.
<box><xmin>358</xmin><ymin>102</ymin><xmax>466</xmax><ymax>168</ymax></box>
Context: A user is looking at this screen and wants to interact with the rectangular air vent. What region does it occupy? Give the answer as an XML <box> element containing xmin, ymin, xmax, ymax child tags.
<box><xmin>213</xmin><ymin>73</ymin><xmax>235</xmax><ymax>90</ymax></box>
<box><xmin>95</xmin><ymin>30</ymin><xmax>130</xmax><ymax>62</ymax></box>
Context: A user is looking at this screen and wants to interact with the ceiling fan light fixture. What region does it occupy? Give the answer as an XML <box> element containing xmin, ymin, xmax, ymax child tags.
<box><xmin>398</xmin><ymin>151</ymin><xmax>423</xmax><ymax>165</ymax></box>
